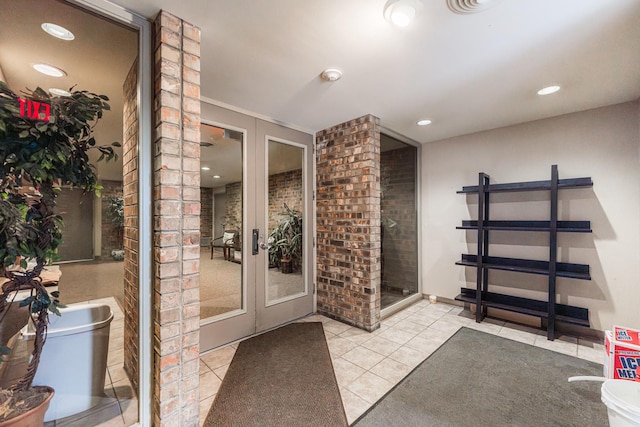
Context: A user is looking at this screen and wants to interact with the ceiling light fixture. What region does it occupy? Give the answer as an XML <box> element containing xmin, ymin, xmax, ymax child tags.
<box><xmin>384</xmin><ymin>0</ymin><xmax>422</xmax><ymax>27</ymax></box>
<box><xmin>33</xmin><ymin>63</ymin><xmax>66</xmax><ymax>77</ymax></box>
<box><xmin>49</xmin><ymin>87</ymin><xmax>71</xmax><ymax>97</ymax></box>
<box><xmin>213</xmin><ymin>175</ymin><xmax>221</xmax><ymax>179</ymax></box>
<box><xmin>537</xmin><ymin>85</ymin><xmax>561</xmax><ymax>96</ymax></box>
<box><xmin>320</xmin><ymin>68</ymin><xmax>342</xmax><ymax>82</ymax></box>
<box><xmin>417</xmin><ymin>119</ymin><xmax>432</xmax><ymax>126</ymax></box>
<box><xmin>447</xmin><ymin>0</ymin><xmax>502</xmax><ymax>14</ymax></box>
<box><xmin>41</xmin><ymin>23</ymin><xmax>75</xmax><ymax>40</ymax></box>
<box><xmin>201</xmin><ymin>166</ymin><xmax>210</xmax><ymax>171</ymax></box>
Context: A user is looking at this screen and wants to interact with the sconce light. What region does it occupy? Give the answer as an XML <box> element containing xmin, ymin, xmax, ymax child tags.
<box><xmin>384</xmin><ymin>0</ymin><xmax>423</xmax><ymax>27</ymax></box>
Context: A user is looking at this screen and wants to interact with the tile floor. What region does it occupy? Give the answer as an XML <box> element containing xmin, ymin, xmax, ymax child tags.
<box><xmin>198</xmin><ymin>299</ymin><xmax>605</xmax><ymax>426</ymax></box>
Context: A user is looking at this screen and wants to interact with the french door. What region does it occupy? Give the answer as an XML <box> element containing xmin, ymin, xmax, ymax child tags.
<box><xmin>200</xmin><ymin>104</ymin><xmax>314</xmax><ymax>351</ymax></box>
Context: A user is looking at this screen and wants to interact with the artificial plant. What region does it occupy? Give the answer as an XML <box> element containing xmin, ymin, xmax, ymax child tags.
<box><xmin>0</xmin><ymin>81</ymin><xmax>118</xmax><ymax>402</ymax></box>
<box><xmin>268</xmin><ymin>203</ymin><xmax>303</xmax><ymax>272</ymax></box>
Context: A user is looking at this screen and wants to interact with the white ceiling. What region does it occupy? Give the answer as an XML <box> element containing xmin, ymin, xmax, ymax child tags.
<box><xmin>107</xmin><ymin>0</ymin><xmax>640</xmax><ymax>143</ymax></box>
<box><xmin>1</xmin><ymin>0</ymin><xmax>638</xmax><ymax>185</ymax></box>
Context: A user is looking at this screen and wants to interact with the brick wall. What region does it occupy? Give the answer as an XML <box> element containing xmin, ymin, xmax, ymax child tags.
<box><xmin>268</xmin><ymin>169</ymin><xmax>302</xmax><ymax>231</ymax></box>
<box><xmin>152</xmin><ymin>11</ymin><xmax>201</xmax><ymax>426</ymax></box>
<box><xmin>225</xmin><ymin>182</ymin><xmax>242</xmax><ymax>235</ymax></box>
<box><xmin>380</xmin><ymin>146</ymin><xmax>418</xmax><ymax>294</ymax></box>
<box><xmin>316</xmin><ymin>115</ymin><xmax>381</xmax><ymax>331</ymax></box>
<box><xmin>122</xmin><ymin>58</ymin><xmax>139</xmax><ymax>393</ymax></box>
<box><xmin>100</xmin><ymin>179</ymin><xmax>124</xmax><ymax>256</ymax></box>
<box><xmin>200</xmin><ymin>187</ymin><xmax>213</xmax><ymax>243</ymax></box>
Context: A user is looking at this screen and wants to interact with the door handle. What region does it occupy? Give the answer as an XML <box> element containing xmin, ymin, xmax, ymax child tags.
<box><xmin>252</xmin><ymin>229</ymin><xmax>259</xmax><ymax>255</ymax></box>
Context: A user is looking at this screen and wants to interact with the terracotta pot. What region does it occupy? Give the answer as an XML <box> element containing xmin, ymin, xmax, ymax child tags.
<box><xmin>0</xmin><ymin>386</ymin><xmax>54</xmax><ymax>427</ymax></box>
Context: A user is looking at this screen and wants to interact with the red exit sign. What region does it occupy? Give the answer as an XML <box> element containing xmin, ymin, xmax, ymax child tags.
<box><xmin>19</xmin><ymin>97</ymin><xmax>50</xmax><ymax>121</ymax></box>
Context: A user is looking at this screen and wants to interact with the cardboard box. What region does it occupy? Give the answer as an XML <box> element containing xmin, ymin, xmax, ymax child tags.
<box><xmin>604</xmin><ymin>326</ymin><xmax>640</xmax><ymax>380</ymax></box>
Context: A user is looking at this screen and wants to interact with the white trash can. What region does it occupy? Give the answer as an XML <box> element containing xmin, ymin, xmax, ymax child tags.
<box><xmin>21</xmin><ymin>303</ymin><xmax>114</xmax><ymax>422</ymax></box>
<box><xmin>601</xmin><ymin>379</ymin><xmax>640</xmax><ymax>427</ymax></box>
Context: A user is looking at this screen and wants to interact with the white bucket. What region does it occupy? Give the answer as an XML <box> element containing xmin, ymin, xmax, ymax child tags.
<box><xmin>601</xmin><ymin>379</ymin><xmax>640</xmax><ymax>427</ymax></box>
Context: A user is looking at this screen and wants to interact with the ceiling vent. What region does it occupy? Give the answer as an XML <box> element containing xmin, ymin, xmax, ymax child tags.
<box><xmin>446</xmin><ymin>0</ymin><xmax>501</xmax><ymax>14</ymax></box>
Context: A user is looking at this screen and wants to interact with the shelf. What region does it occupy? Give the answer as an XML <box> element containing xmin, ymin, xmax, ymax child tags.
<box><xmin>454</xmin><ymin>288</ymin><xmax>590</xmax><ymax>327</ymax></box>
<box><xmin>457</xmin><ymin>220</ymin><xmax>592</xmax><ymax>233</ymax></box>
<box><xmin>456</xmin><ymin>254</ymin><xmax>591</xmax><ymax>280</ymax></box>
<box><xmin>457</xmin><ymin>177</ymin><xmax>592</xmax><ymax>194</ymax></box>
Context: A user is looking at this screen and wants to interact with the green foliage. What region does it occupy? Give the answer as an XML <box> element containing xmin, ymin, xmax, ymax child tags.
<box><xmin>106</xmin><ymin>196</ymin><xmax>124</xmax><ymax>230</ymax></box>
<box><xmin>268</xmin><ymin>204</ymin><xmax>303</xmax><ymax>271</ymax></box>
<box><xmin>0</xmin><ymin>81</ymin><xmax>118</xmax><ymax>271</ymax></box>
<box><xmin>0</xmin><ymin>82</ymin><xmax>114</xmax><ymax>386</ymax></box>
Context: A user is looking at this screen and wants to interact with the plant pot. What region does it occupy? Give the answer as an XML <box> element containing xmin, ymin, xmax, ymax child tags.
<box><xmin>280</xmin><ymin>259</ymin><xmax>292</xmax><ymax>274</ymax></box>
<box><xmin>0</xmin><ymin>386</ymin><xmax>54</xmax><ymax>427</ymax></box>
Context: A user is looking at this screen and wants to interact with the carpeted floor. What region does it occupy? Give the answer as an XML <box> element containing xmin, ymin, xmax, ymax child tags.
<box><xmin>353</xmin><ymin>327</ymin><xmax>607</xmax><ymax>427</ymax></box>
<box><xmin>204</xmin><ymin>322</ymin><xmax>348</xmax><ymax>427</ymax></box>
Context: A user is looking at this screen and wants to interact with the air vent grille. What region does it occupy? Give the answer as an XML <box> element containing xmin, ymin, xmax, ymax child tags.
<box><xmin>447</xmin><ymin>0</ymin><xmax>501</xmax><ymax>14</ymax></box>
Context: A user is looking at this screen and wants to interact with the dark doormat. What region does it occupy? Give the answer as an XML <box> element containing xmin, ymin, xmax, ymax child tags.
<box><xmin>204</xmin><ymin>322</ymin><xmax>348</xmax><ymax>427</ymax></box>
<box><xmin>353</xmin><ymin>327</ymin><xmax>607</xmax><ymax>427</ymax></box>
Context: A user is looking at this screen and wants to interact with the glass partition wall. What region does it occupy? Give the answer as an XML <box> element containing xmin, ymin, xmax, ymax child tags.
<box><xmin>380</xmin><ymin>134</ymin><xmax>419</xmax><ymax>309</ymax></box>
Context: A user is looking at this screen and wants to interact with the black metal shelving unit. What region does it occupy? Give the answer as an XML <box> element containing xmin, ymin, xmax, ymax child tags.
<box><xmin>454</xmin><ymin>165</ymin><xmax>593</xmax><ymax>340</ymax></box>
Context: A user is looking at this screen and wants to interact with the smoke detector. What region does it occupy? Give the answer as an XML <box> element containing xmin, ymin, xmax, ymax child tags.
<box><xmin>447</xmin><ymin>0</ymin><xmax>502</xmax><ymax>14</ymax></box>
<box><xmin>320</xmin><ymin>68</ymin><xmax>343</xmax><ymax>82</ymax></box>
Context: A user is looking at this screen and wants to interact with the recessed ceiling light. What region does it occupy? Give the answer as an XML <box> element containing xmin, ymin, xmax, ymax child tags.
<box><xmin>41</xmin><ymin>23</ymin><xmax>75</xmax><ymax>41</ymax></box>
<box><xmin>213</xmin><ymin>175</ymin><xmax>221</xmax><ymax>179</ymax></box>
<box><xmin>49</xmin><ymin>87</ymin><xmax>71</xmax><ymax>97</ymax></box>
<box><xmin>201</xmin><ymin>166</ymin><xmax>210</xmax><ymax>171</ymax></box>
<box><xmin>417</xmin><ymin>119</ymin><xmax>432</xmax><ymax>126</ymax></box>
<box><xmin>320</xmin><ymin>68</ymin><xmax>342</xmax><ymax>82</ymax></box>
<box><xmin>33</xmin><ymin>63</ymin><xmax>66</xmax><ymax>77</ymax></box>
<box><xmin>384</xmin><ymin>0</ymin><xmax>422</xmax><ymax>27</ymax></box>
<box><xmin>537</xmin><ymin>85</ymin><xmax>561</xmax><ymax>96</ymax></box>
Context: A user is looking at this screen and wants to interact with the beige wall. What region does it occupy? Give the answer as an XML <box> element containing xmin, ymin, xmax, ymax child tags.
<box><xmin>421</xmin><ymin>101</ymin><xmax>640</xmax><ymax>330</ymax></box>
<box><xmin>0</xmin><ymin>63</ymin><xmax>5</xmax><ymax>82</ymax></box>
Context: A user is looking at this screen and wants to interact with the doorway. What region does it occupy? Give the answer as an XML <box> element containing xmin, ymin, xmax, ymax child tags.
<box><xmin>380</xmin><ymin>134</ymin><xmax>419</xmax><ymax>310</ymax></box>
<box><xmin>200</xmin><ymin>104</ymin><xmax>314</xmax><ymax>351</ymax></box>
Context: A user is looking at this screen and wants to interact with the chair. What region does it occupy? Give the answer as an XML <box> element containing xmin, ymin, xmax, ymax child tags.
<box><xmin>210</xmin><ymin>230</ymin><xmax>239</xmax><ymax>261</ymax></box>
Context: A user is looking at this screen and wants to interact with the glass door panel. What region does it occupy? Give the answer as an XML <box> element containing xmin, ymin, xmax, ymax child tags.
<box><xmin>266</xmin><ymin>139</ymin><xmax>306</xmax><ymax>305</ymax></box>
<box><xmin>200</xmin><ymin>123</ymin><xmax>244</xmax><ymax>319</ymax></box>
<box><xmin>200</xmin><ymin>104</ymin><xmax>256</xmax><ymax>352</ymax></box>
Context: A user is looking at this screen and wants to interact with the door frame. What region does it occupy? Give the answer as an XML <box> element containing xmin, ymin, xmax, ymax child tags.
<box><xmin>199</xmin><ymin>102</ymin><xmax>316</xmax><ymax>350</ymax></box>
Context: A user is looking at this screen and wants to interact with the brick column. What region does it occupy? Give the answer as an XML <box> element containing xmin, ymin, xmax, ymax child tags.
<box><xmin>153</xmin><ymin>11</ymin><xmax>201</xmax><ymax>426</ymax></box>
<box><xmin>123</xmin><ymin>57</ymin><xmax>139</xmax><ymax>393</ymax></box>
<box><xmin>316</xmin><ymin>115</ymin><xmax>381</xmax><ymax>331</ymax></box>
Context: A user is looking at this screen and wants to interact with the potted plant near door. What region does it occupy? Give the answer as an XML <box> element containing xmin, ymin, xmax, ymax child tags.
<box><xmin>106</xmin><ymin>195</ymin><xmax>124</xmax><ymax>260</ymax></box>
<box><xmin>0</xmin><ymin>82</ymin><xmax>118</xmax><ymax>425</ymax></box>
<box><xmin>268</xmin><ymin>204</ymin><xmax>303</xmax><ymax>274</ymax></box>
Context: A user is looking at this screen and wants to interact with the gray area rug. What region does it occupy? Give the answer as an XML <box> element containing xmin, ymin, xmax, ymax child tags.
<box><xmin>354</xmin><ymin>327</ymin><xmax>607</xmax><ymax>427</ymax></box>
<box><xmin>204</xmin><ymin>322</ymin><xmax>348</xmax><ymax>427</ymax></box>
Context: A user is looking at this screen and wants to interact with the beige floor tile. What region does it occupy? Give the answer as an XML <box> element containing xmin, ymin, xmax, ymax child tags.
<box><xmin>428</xmin><ymin>318</ymin><xmax>462</xmax><ymax>335</ymax></box>
<box><xmin>345</xmin><ymin>371</ymin><xmax>393</xmax><ymax>405</ymax></box>
<box><xmin>360</xmin><ymin>335</ymin><xmax>402</xmax><ymax>356</ymax></box>
<box><xmin>327</xmin><ymin>335</ymin><xmax>359</xmax><ymax>358</ymax></box>
<box><xmin>577</xmin><ymin>343</ymin><xmax>606</xmax><ymax>364</ymax></box>
<box><xmin>106</xmin><ymin>364</ymin><xmax>129</xmax><ymax>384</ymax></box>
<box><xmin>340</xmin><ymin>388</ymin><xmax>372</xmax><ymax>425</ymax></box>
<box><xmin>393</xmin><ymin>319</ymin><xmax>429</xmax><ymax>335</ymax></box>
<box><xmin>201</xmin><ymin>346</ymin><xmax>236</xmax><ymax>370</ymax></box>
<box><xmin>465</xmin><ymin>318</ymin><xmax>505</xmax><ymax>334</ymax></box>
<box><xmin>199</xmin><ymin>395</ymin><xmax>216</xmax><ymax>427</ymax></box>
<box><xmin>323</xmin><ymin>320</ymin><xmax>354</xmax><ymax>335</ymax></box>
<box><xmin>534</xmin><ymin>334</ymin><xmax>578</xmax><ymax>356</ymax></box>
<box><xmin>107</xmin><ymin>347</ymin><xmax>124</xmax><ymax>367</ymax></box>
<box><xmin>498</xmin><ymin>323</ymin><xmax>541</xmax><ymax>345</ymax></box>
<box><xmin>404</xmin><ymin>335</ymin><xmax>443</xmax><ymax>357</ymax></box>
<box><xmin>403</xmin><ymin>312</ymin><xmax>440</xmax><ymax>327</ymax></box>
<box><xmin>424</xmin><ymin>302</ymin><xmax>454</xmax><ymax>314</ymax></box>
<box><xmin>119</xmin><ymin>398</ymin><xmax>139</xmax><ymax>426</ymax></box>
<box><xmin>417</xmin><ymin>326</ymin><xmax>456</xmax><ymax>342</ymax></box>
<box><xmin>339</xmin><ymin>327</ymin><xmax>374</xmax><ymax>345</ymax></box>
<box><xmin>388</xmin><ymin>345</ymin><xmax>426</xmax><ymax>368</ymax></box>
<box><xmin>376</xmin><ymin>327</ymin><xmax>418</xmax><ymax>345</ymax></box>
<box><xmin>331</xmin><ymin>357</ymin><xmax>366</xmax><ymax>388</ymax></box>
<box><xmin>369</xmin><ymin>357</ymin><xmax>413</xmax><ymax>384</ymax></box>
<box><xmin>200</xmin><ymin>370</ymin><xmax>222</xmax><ymax>400</ymax></box>
<box><xmin>213</xmin><ymin>363</ymin><xmax>230</xmax><ymax>381</ymax></box>
<box><xmin>200</xmin><ymin>360</ymin><xmax>212</xmax><ymax>374</ymax></box>
<box><xmin>341</xmin><ymin>346</ymin><xmax>386</xmax><ymax>370</ymax></box>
